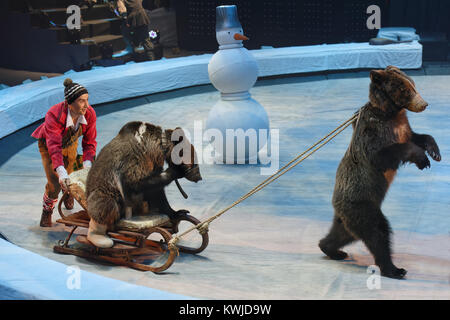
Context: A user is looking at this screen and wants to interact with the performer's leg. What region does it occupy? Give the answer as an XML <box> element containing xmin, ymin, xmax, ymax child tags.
<box><xmin>38</xmin><ymin>140</ymin><xmax>61</xmax><ymax>227</ymax></box>
<box><xmin>134</xmin><ymin>25</ymin><xmax>155</xmax><ymax>61</ymax></box>
<box><xmin>121</xmin><ymin>23</ymin><xmax>135</xmax><ymax>54</ymax></box>
<box><xmin>142</xmin><ymin>36</ymin><xmax>156</xmax><ymax>61</ymax></box>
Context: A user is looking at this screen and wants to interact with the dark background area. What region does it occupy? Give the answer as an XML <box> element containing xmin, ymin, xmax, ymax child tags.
<box><xmin>174</xmin><ymin>0</ymin><xmax>450</xmax><ymax>51</ymax></box>
<box><xmin>0</xmin><ymin>0</ymin><xmax>449</xmax><ymax>75</ymax></box>
<box><xmin>175</xmin><ymin>0</ymin><xmax>389</xmax><ymax>50</ymax></box>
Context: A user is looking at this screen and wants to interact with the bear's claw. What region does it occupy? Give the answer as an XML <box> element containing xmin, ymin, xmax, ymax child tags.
<box><xmin>329</xmin><ymin>250</ymin><xmax>348</xmax><ymax>260</ymax></box>
<box><xmin>426</xmin><ymin>146</ymin><xmax>441</xmax><ymax>162</ymax></box>
<box><xmin>382</xmin><ymin>267</ymin><xmax>407</xmax><ymax>279</ymax></box>
<box><xmin>416</xmin><ymin>156</ymin><xmax>430</xmax><ymax>170</ymax></box>
<box><xmin>319</xmin><ymin>241</ymin><xmax>348</xmax><ymax>260</ymax></box>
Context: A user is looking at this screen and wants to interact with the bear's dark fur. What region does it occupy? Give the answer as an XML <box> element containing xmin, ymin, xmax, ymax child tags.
<box><xmin>319</xmin><ymin>66</ymin><xmax>441</xmax><ymax>279</ymax></box>
<box><xmin>86</xmin><ymin>121</ymin><xmax>201</xmax><ymax>226</ymax></box>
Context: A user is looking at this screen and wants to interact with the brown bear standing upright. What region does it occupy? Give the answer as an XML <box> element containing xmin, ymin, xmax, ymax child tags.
<box><xmin>85</xmin><ymin>121</ymin><xmax>201</xmax><ymax>248</ymax></box>
<box><xmin>319</xmin><ymin>66</ymin><xmax>441</xmax><ymax>279</ymax></box>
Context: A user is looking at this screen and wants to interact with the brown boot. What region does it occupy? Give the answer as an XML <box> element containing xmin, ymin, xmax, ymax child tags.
<box><xmin>64</xmin><ymin>194</ymin><xmax>74</xmax><ymax>210</ymax></box>
<box><xmin>40</xmin><ymin>209</ymin><xmax>53</xmax><ymax>227</ymax></box>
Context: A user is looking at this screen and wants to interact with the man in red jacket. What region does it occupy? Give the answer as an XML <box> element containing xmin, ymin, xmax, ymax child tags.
<box><xmin>32</xmin><ymin>78</ymin><xmax>97</xmax><ymax>227</ymax></box>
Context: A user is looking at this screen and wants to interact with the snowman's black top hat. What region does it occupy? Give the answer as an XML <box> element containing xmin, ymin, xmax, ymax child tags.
<box><xmin>216</xmin><ymin>5</ymin><xmax>242</xmax><ymax>32</ymax></box>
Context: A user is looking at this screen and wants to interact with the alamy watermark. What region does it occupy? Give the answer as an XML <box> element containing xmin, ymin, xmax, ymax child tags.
<box><xmin>66</xmin><ymin>5</ymin><xmax>81</xmax><ymax>30</ymax></box>
<box><xmin>367</xmin><ymin>5</ymin><xmax>381</xmax><ymax>30</ymax></box>
<box><xmin>366</xmin><ymin>265</ymin><xmax>381</xmax><ymax>290</ymax></box>
<box><xmin>66</xmin><ymin>265</ymin><xmax>81</xmax><ymax>290</ymax></box>
<box><xmin>163</xmin><ymin>121</ymin><xmax>280</xmax><ymax>176</ymax></box>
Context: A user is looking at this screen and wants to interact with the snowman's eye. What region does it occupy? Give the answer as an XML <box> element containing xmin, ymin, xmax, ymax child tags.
<box><xmin>228</xmin><ymin>32</ymin><xmax>230</xmax><ymax>34</ymax></box>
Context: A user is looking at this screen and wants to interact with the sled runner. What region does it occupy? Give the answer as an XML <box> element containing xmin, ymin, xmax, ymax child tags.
<box><xmin>53</xmin><ymin>168</ymin><xmax>209</xmax><ymax>273</ymax></box>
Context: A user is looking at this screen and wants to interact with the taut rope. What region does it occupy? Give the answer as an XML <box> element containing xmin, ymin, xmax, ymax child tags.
<box><xmin>168</xmin><ymin>113</ymin><xmax>359</xmax><ymax>251</ymax></box>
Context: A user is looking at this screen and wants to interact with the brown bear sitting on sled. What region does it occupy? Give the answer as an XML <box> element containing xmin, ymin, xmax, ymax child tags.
<box><xmin>86</xmin><ymin>121</ymin><xmax>201</xmax><ymax>248</ymax></box>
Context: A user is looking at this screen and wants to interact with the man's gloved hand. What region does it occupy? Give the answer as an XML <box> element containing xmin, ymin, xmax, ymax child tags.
<box><xmin>56</xmin><ymin>166</ymin><xmax>71</xmax><ymax>192</ymax></box>
<box><xmin>83</xmin><ymin>160</ymin><xmax>92</xmax><ymax>169</ymax></box>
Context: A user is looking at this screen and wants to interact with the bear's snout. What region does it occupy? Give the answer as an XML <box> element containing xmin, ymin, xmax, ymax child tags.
<box><xmin>407</xmin><ymin>94</ymin><xmax>428</xmax><ymax>113</ymax></box>
<box><xmin>184</xmin><ymin>165</ymin><xmax>202</xmax><ymax>183</ymax></box>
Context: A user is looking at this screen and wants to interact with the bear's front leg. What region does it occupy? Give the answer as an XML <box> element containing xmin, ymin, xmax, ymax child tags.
<box><xmin>411</xmin><ymin>133</ymin><xmax>441</xmax><ymax>162</ymax></box>
<box><xmin>144</xmin><ymin>188</ymin><xmax>188</xmax><ymax>218</ymax></box>
<box><xmin>375</xmin><ymin>142</ymin><xmax>430</xmax><ymax>171</ymax></box>
<box><xmin>404</xmin><ymin>142</ymin><xmax>432</xmax><ymax>170</ymax></box>
<box><xmin>135</xmin><ymin>166</ymin><xmax>185</xmax><ymax>192</ymax></box>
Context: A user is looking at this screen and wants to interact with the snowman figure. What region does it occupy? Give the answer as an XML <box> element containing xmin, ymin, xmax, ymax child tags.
<box><xmin>207</xmin><ymin>5</ymin><xmax>269</xmax><ymax>164</ymax></box>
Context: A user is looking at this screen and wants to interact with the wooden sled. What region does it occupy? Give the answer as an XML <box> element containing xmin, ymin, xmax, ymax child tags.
<box><xmin>53</xmin><ymin>169</ymin><xmax>209</xmax><ymax>273</ymax></box>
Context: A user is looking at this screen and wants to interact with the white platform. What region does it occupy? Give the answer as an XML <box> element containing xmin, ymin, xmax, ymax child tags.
<box><xmin>0</xmin><ymin>41</ymin><xmax>422</xmax><ymax>139</ymax></box>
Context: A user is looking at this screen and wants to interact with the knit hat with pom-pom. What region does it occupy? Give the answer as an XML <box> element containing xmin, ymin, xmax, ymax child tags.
<box><xmin>64</xmin><ymin>78</ymin><xmax>88</xmax><ymax>105</ymax></box>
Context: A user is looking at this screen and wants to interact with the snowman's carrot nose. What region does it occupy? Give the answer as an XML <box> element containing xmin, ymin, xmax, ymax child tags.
<box><xmin>234</xmin><ymin>33</ymin><xmax>249</xmax><ymax>41</ymax></box>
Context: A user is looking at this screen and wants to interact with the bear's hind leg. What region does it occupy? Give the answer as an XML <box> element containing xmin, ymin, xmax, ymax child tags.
<box><xmin>344</xmin><ymin>202</ymin><xmax>407</xmax><ymax>279</ymax></box>
<box><xmin>319</xmin><ymin>215</ymin><xmax>355</xmax><ymax>260</ymax></box>
<box><xmin>87</xmin><ymin>190</ymin><xmax>121</xmax><ymax>226</ymax></box>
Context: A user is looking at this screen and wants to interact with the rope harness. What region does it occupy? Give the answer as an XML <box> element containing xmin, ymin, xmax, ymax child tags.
<box><xmin>168</xmin><ymin>113</ymin><xmax>359</xmax><ymax>251</ymax></box>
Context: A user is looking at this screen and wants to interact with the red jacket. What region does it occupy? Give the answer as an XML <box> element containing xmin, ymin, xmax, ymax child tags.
<box><xmin>32</xmin><ymin>101</ymin><xmax>97</xmax><ymax>170</ymax></box>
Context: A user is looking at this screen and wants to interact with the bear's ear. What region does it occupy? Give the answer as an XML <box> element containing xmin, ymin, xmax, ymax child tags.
<box><xmin>370</xmin><ymin>70</ymin><xmax>387</xmax><ymax>85</ymax></box>
<box><xmin>385</xmin><ymin>65</ymin><xmax>399</xmax><ymax>72</ymax></box>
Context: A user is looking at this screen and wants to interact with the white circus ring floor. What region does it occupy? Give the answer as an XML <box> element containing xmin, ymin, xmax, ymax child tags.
<box><xmin>0</xmin><ymin>71</ymin><xmax>449</xmax><ymax>299</ymax></box>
